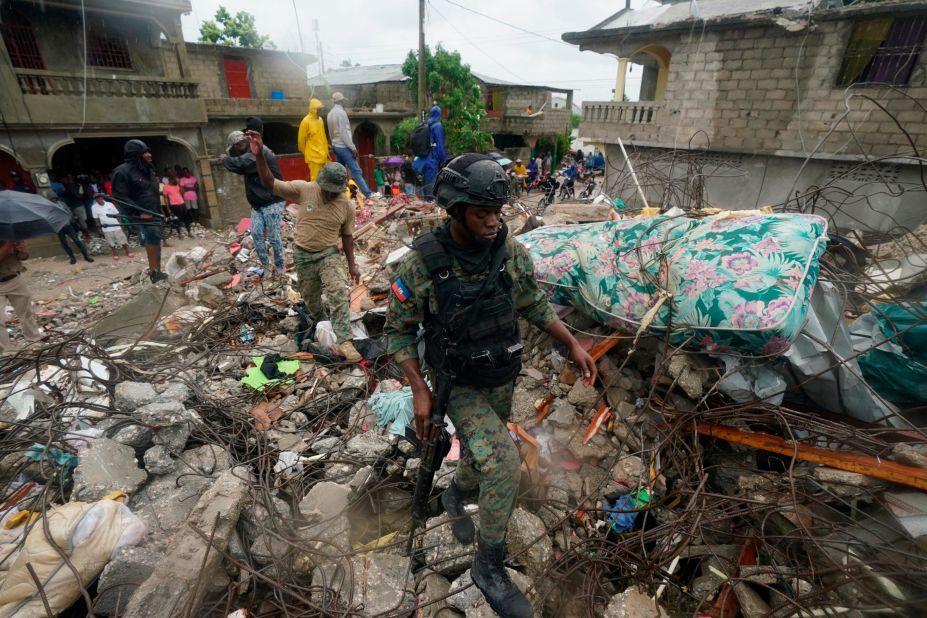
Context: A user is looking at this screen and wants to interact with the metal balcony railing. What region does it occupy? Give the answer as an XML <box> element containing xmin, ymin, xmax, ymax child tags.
<box><xmin>15</xmin><ymin>70</ymin><xmax>199</xmax><ymax>99</ymax></box>
<box><xmin>583</xmin><ymin>100</ymin><xmax>665</xmax><ymax>125</ymax></box>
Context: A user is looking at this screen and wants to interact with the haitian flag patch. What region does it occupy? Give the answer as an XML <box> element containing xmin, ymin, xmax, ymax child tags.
<box><xmin>391</xmin><ymin>278</ymin><xmax>412</xmax><ymax>303</ymax></box>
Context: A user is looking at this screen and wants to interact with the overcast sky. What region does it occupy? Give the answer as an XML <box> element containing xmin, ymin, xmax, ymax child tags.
<box><xmin>181</xmin><ymin>0</ymin><xmax>660</xmax><ymax>104</ymax></box>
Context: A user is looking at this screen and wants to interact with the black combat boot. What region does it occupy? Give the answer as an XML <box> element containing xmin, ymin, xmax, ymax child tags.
<box><xmin>441</xmin><ymin>481</ymin><xmax>476</xmax><ymax>544</ymax></box>
<box><xmin>149</xmin><ymin>270</ymin><xmax>168</xmax><ymax>283</ymax></box>
<box><xmin>471</xmin><ymin>538</ymin><xmax>533</xmax><ymax>618</ymax></box>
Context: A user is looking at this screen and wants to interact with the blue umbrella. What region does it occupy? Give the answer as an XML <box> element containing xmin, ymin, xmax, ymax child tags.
<box><xmin>0</xmin><ymin>190</ymin><xmax>71</xmax><ymax>241</ymax></box>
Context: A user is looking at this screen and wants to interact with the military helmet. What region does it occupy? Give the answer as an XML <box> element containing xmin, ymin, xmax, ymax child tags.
<box><xmin>434</xmin><ymin>154</ymin><xmax>510</xmax><ymax>213</ymax></box>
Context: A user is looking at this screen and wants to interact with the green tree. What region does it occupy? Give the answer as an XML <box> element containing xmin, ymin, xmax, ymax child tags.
<box><xmin>391</xmin><ymin>117</ymin><xmax>418</xmax><ymax>155</ymax></box>
<box><xmin>570</xmin><ymin>112</ymin><xmax>581</xmax><ymax>130</ymax></box>
<box><xmin>401</xmin><ymin>45</ymin><xmax>492</xmax><ymax>153</ymax></box>
<box><xmin>199</xmin><ymin>6</ymin><xmax>274</xmax><ymax>49</ymax></box>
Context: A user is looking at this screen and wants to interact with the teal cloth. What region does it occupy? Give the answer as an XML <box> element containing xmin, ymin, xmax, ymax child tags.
<box><xmin>368</xmin><ymin>387</ymin><xmax>414</xmax><ymax>437</ymax></box>
<box><xmin>859</xmin><ymin>301</ymin><xmax>927</xmax><ymax>403</ymax></box>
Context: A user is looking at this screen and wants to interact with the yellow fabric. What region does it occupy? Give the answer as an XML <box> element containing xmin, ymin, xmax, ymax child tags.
<box><xmin>839</xmin><ymin>16</ymin><xmax>893</xmax><ymax>85</ymax></box>
<box><xmin>513</xmin><ymin>164</ymin><xmax>527</xmax><ymax>176</ymax></box>
<box><xmin>273</xmin><ymin>179</ymin><xmax>355</xmax><ymax>252</ymax></box>
<box><xmin>0</xmin><ymin>500</ymin><xmax>145</xmax><ymax>617</ymax></box>
<box><xmin>298</xmin><ymin>98</ymin><xmax>330</xmax><ymax>166</ymax></box>
<box><xmin>308</xmin><ymin>161</ymin><xmax>325</xmax><ymax>181</ymax></box>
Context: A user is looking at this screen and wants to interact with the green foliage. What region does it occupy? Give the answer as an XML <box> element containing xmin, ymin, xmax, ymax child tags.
<box><xmin>536</xmin><ymin>134</ymin><xmax>573</xmax><ymax>166</ymax></box>
<box><xmin>198</xmin><ymin>6</ymin><xmax>274</xmax><ymax>49</ymax></box>
<box><xmin>391</xmin><ymin>117</ymin><xmax>418</xmax><ymax>155</ymax></box>
<box><xmin>402</xmin><ymin>45</ymin><xmax>492</xmax><ymax>154</ymax></box>
<box><xmin>570</xmin><ymin>112</ymin><xmax>581</xmax><ymax>130</ymax></box>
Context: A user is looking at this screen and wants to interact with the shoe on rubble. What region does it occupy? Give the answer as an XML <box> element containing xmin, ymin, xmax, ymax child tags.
<box><xmin>69</xmin><ymin>256</ymin><xmax>77</xmax><ymax>265</ymax></box>
<box><xmin>441</xmin><ymin>481</ymin><xmax>476</xmax><ymax>544</ymax></box>
<box><xmin>84</xmin><ymin>256</ymin><xmax>94</xmax><ymax>263</ymax></box>
<box><xmin>149</xmin><ymin>270</ymin><xmax>169</xmax><ymax>283</ymax></box>
<box><xmin>471</xmin><ymin>538</ymin><xmax>533</xmax><ymax>618</ymax></box>
<box><xmin>337</xmin><ymin>341</ymin><xmax>362</xmax><ymax>363</ymax></box>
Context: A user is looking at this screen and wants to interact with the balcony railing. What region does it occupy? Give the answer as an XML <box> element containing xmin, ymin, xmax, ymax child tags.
<box><xmin>15</xmin><ymin>70</ymin><xmax>199</xmax><ymax>99</ymax></box>
<box><xmin>583</xmin><ymin>100</ymin><xmax>665</xmax><ymax>125</ymax></box>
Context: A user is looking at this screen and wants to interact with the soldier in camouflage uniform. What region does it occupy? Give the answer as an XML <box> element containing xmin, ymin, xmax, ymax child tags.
<box><xmin>385</xmin><ymin>153</ymin><xmax>597</xmax><ymax>618</ymax></box>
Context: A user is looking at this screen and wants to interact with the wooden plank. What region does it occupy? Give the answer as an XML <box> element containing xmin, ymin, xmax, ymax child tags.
<box><xmin>692</xmin><ymin>420</ymin><xmax>927</xmax><ymax>492</ymax></box>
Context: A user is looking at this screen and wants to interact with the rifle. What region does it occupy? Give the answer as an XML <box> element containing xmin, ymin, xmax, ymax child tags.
<box><xmin>404</xmin><ymin>372</ymin><xmax>454</xmax><ymax>564</ymax></box>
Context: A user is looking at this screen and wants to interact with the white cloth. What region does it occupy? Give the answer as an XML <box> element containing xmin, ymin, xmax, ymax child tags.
<box><xmin>91</xmin><ymin>200</ymin><xmax>121</xmax><ymax>228</ymax></box>
<box><xmin>326</xmin><ymin>104</ymin><xmax>355</xmax><ymax>150</ymax></box>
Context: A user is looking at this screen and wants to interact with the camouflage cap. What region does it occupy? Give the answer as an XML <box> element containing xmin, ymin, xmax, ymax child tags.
<box><xmin>316</xmin><ymin>162</ymin><xmax>349</xmax><ymax>193</ymax></box>
<box><xmin>226</xmin><ymin>130</ymin><xmax>248</xmax><ymax>154</ymax></box>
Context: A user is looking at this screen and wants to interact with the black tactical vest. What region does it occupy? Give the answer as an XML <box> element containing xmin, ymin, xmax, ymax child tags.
<box><xmin>413</xmin><ymin>231</ymin><xmax>524</xmax><ymax>387</ymax></box>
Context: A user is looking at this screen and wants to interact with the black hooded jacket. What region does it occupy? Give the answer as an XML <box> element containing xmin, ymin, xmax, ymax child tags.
<box><xmin>111</xmin><ymin>139</ymin><xmax>161</xmax><ymax>217</ymax></box>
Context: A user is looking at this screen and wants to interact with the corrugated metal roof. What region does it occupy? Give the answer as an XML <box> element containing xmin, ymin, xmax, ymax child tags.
<box><xmin>310</xmin><ymin>64</ymin><xmax>570</xmax><ymax>92</ymax></box>
<box><xmin>308</xmin><ymin>64</ymin><xmax>407</xmax><ymax>86</ymax></box>
<box><xmin>594</xmin><ymin>0</ymin><xmax>819</xmax><ymax>31</ymax></box>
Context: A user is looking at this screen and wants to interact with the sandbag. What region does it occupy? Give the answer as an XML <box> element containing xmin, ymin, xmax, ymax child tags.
<box><xmin>0</xmin><ymin>499</ymin><xmax>146</xmax><ymax>617</ymax></box>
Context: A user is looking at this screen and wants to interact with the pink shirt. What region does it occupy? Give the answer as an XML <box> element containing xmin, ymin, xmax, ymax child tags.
<box><xmin>163</xmin><ymin>183</ymin><xmax>184</xmax><ymax>206</ymax></box>
<box><xmin>179</xmin><ymin>176</ymin><xmax>198</xmax><ymax>201</ymax></box>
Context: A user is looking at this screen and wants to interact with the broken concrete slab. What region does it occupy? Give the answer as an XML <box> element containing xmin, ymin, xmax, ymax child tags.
<box><xmin>447</xmin><ymin>567</ymin><xmax>535</xmax><ymax>616</ymax></box>
<box><xmin>603</xmin><ymin>587</ymin><xmax>665</xmax><ymax>618</ymax></box>
<box><xmin>133</xmin><ymin>400</ymin><xmax>199</xmax><ymax>427</ymax></box>
<box><xmin>114</xmin><ymin>382</ymin><xmax>159</xmax><ymax>410</ymax></box>
<box><xmin>506</xmin><ymin>507</ymin><xmax>553</xmax><ymax>578</ymax></box>
<box><xmin>298</xmin><ymin>481</ymin><xmax>351</xmax><ymax>520</ymax></box>
<box><xmin>94</xmin><ymin>543</ymin><xmax>166</xmax><ymax>616</ymax></box>
<box><xmin>151</xmin><ymin>424</ymin><xmax>191</xmax><ymax>453</ymax></box>
<box><xmin>122</xmin><ymin>467</ymin><xmax>250</xmax><ymax>618</ymax></box>
<box><xmin>424</xmin><ymin>515</ymin><xmax>478</xmax><ymax>578</ymax></box>
<box><xmin>312</xmin><ymin>554</ymin><xmax>415</xmax><ymax>616</ymax></box>
<box><xmin>111</xmin><ymin>424</ymin><xmax>154</xmax><ymax>449</ymax></box>
<box><xmin>143</xmin><ymin>445</ymin><xmax>175</xmax><ymax>475</ymax></box>
<box><xmin>345</xmin><ymin>431</ymin><xmax>393</xmax><ymax>460</ymax></box>
<box><xmin>567</xmin><ymin>381</ymin><xmax>599</xmax><ymax>410</ymax></box>
<box><xmin>72</xmin><ymin>437</ymin><xmax>147</xmax><ymax>501</ymax></box>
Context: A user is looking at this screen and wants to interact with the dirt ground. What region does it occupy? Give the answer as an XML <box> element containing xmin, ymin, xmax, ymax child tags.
<box><xmin>23</xmin><ymin>233</ymin><xmax>223</xmax><ymax>302</ymax></box>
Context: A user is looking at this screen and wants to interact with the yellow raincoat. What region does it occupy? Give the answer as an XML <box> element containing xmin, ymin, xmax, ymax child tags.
<box><xmin>298</xmin><ymin>98</ymin><xmax>329</xmax><ymax>180</ymax></box>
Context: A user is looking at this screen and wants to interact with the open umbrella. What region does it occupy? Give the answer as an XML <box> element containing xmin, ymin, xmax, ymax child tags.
<box><xmin>495</xmin><ymin>157</ymin><xmax>513</xmax><ymax>166</ymax></box>
<box><xmin>0</xmin><ymin>190</ymin><xmax>71</xmax><ymax>241</ymax></box>
<box><xmin>383</xmin><ymin>155</ymin><xmax>404</xmax><ymax>166</ymax></box>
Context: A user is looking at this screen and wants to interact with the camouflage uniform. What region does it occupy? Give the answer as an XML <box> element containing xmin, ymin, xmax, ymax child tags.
<box><xmin>294</xmin><ymin>246</ymin><xmax>352</xmax><ymax>341</ymax></box>
<box><xmin>385</xmin><ymin>233</ymin><xmax>556</xmax><ymax>544</ymax></box>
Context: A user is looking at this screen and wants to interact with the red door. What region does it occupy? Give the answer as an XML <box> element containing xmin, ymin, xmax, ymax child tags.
<box><xmin>354</xmin><ymin>125</ymin><xmax>376</xmax><ymax>189</ymax></box>
<box><xmin>223</xmin><ymin>58</ymin><xmax>251</xmax><ymax>99</ymax></box>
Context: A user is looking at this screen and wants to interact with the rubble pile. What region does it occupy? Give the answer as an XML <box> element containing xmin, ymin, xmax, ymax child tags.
<box><xmin>1</xmin><ymin>192</ymin><xmax>927</xmax><ymax>617</ymax></box>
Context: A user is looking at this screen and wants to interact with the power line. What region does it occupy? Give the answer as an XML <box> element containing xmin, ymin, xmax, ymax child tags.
<box><xmin>440</xmin><ymin>0</ymin><xmax>575</xmax><ymax>48</ymax></box>
<box><xmin>428</xmin><ymin>1</ymin><xmax>529</xmax><ymax>84</ymax></box>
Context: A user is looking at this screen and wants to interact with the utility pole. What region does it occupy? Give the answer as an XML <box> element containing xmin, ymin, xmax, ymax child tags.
<box><xmin>418</xmin><ymin>0</ymin><xmax>426</xmax><ymax>121</ymax></box>
<box><xmin>314</xmin><ymin>18</ymin><xmax>325</xmax><ymax>75</ymax></box>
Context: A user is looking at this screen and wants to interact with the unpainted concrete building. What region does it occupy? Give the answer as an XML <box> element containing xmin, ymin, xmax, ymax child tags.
<box><xmin>564</xmin><ymin>0</ymin><xmax>927</xmax><ymax>232</ymax></box>
<box><xmin>0</xmin><ymin>0</ymin><xmax>314</xmax><ymax>248</ymax></box>
<box><xmin>309</xmin><ymin>64</ymin><xmax>574</xmax><ymax>162</ymax></box>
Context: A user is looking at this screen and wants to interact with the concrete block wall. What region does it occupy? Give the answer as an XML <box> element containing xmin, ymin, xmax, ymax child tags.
<box><xmin>186</xmin><ymin>45</ymin><xmax>310</xmax><ymax>101</ymax></box>
<box><xmin>646</xmin><ymin>19</ymin><xmax>927</xmax><ymax>158</ymax></box>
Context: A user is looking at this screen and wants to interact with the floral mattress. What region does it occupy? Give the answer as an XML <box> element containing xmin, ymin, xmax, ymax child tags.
<box><xmin>519</xmin><ymin>213</ymin><xmax>828</xmax><ymax>354</ymax></box>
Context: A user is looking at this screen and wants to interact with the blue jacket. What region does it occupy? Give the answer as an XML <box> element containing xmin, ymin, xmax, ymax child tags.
<box><xmin>414</xmin><ymin>106</ymin><xmax>447</xmax><ymax>174</ymax></box>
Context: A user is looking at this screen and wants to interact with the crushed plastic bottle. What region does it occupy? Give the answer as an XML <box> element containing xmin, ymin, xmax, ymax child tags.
<box><xmin>239</xmin><ymin>325</ymin><xmax>254</xmax><ymax>343</ymax></box>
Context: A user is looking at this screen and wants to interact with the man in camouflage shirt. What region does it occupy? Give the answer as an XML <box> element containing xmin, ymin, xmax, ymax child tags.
<box><xmin>385</xmin><ymin>153</ymin><xmax>597</xmax><ymax>618</ymax></box>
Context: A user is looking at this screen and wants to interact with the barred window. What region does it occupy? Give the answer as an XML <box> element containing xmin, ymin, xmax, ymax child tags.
<box><xmin>1</xmin><ymin>15</ymin><xmax>45</xmax><ymax>69</ymax></box>
<box><xmin>837</xmin><ymin>15</ymin><xmax>927</xmax><ymax>86</ymax></box>
<box><xmin>87</xmin><ymin>30</ymin><xmax>132</xmax><ymax>69</ymax></box>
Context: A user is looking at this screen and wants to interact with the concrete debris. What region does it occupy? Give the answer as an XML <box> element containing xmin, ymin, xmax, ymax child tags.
<box><xmin>72</xmin><ymin>437</ymin><xmax>147</xmax><ymax>501</ymax></box>
<box><xmin>143</xmin><ymin>445</ymin><xmax>175</xmax><ymax>475</ymax></box>
<box><xmin>5</xmin><ymin>177</ymin><xmax>926</xmax><ymax>618</ymax></box>
<box><xmin>312</xmin><ymin>554</ymin><xmax>416</xmax><ymax>615</ymax></box>
<box><xmin>447</xmin><ymin>567</ymin><xmax>536</xmax><ymax>616</ymax></box>
<box><xmin>122</xmin><ymin>468</ymin><xmax>249</xmax><ymax>618</ymax></box>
